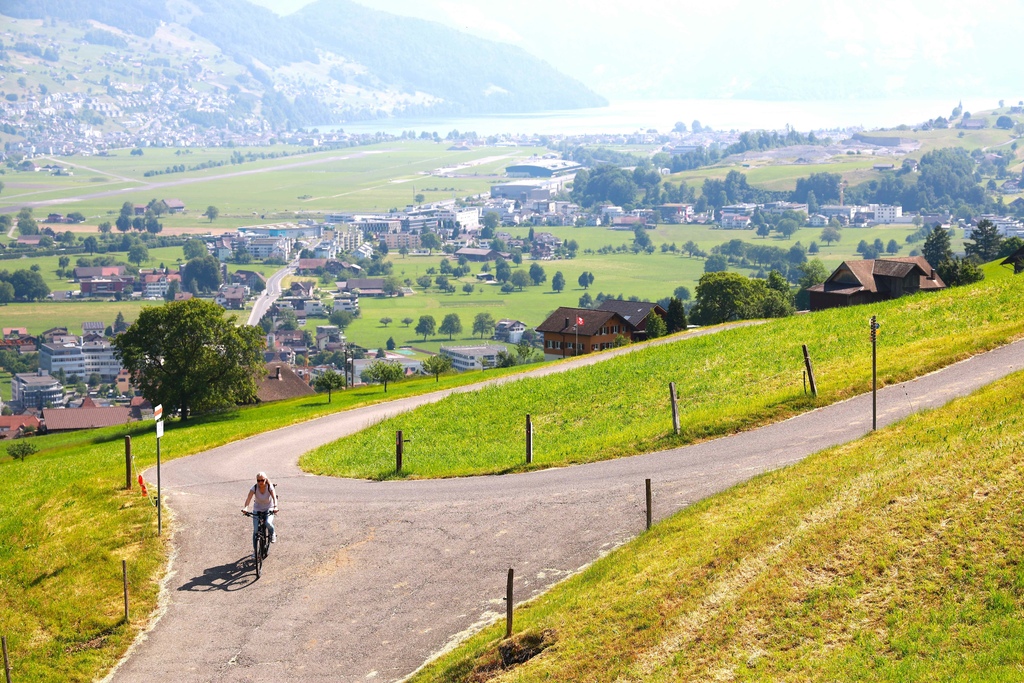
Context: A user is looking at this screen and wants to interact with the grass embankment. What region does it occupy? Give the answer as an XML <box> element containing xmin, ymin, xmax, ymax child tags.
<box><xmin>412</xmin><ymin>370</ymin><xmax>1024</xmax><ymax>682</ymax></box>
<box><xmin>0</xmin><ymin>365</ymin><xmax>524</xmax><ymax>682</ymax></box>
<box><xmin>303</xmin><ymin>273</ymin><xmax>1024</xmax><ymax>480</ymax></box>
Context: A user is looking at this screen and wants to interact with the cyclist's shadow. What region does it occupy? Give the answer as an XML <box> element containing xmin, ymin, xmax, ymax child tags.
<box><xmin>178</xmin><ymin>558</ymin><xmax>257</xmax><ymax>592</ymax></box>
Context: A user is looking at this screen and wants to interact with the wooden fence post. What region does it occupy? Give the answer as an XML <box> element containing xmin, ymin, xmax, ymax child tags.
<box><xmin>669</xmin><ymin>383</ymin><xmax>680</xmax><ymax>436</ymax></box>
<box><xmin>124</xmin><ymin>435</ymin><xmax>132</xmax><ymax>490</ymax></box>
<box><xmin>645</xmin><ymin>479</ymin><xmax>652</xmax><ymax>530</ymax></box>
<box><xmin>122</xmin><ymin>560</ymin><xmax>129</xmax><ymax>624</ymax></box>
<box><xmin>505</xmin><ymin>567</ymin><xmax>514</xmax><ymax>639</ymax></box>
<box><xmin>396</xmin><ymin>430</ymin><xmax>403</xmax><ymax>473</ymax></box>
<box><xmin>802</xmin><ymin>344</ymin><xmax>818</xmax><ymax>397</ymax></box>
<box><xmin>3</xmin><ymin>635</ymin><xmax>11</xmax><ymax>683</ymax></box>
<box><xmin>526</xmin><ymin>414</ymin><xmax>533</xmax><ymax>464</ymax></box>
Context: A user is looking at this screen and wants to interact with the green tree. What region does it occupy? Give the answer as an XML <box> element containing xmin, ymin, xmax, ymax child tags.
<box><xmin>8</xmin><ymin>270</ymin><xmax>49</xmax><ymax>301</ymax></box>
<box><xmin>529</xmin><ymin>263</ymin><xmax>547</xmax><ymax>286</ymax></box>
<box><xmin>416</xmin><ymin>275</ymin><xmax>433</xmax><ymax>290</ymax></box>
<box><xmin>386</xmin><ymin>336</ymin><xmax>396</xmax><ymax>350</ymax></box>
<box><xmin>422</xmin><ymin>354</ymin><xmax>452</xmax><ymax>382</ymax></box>
<box><xmin>473</xmin><ymin>312</ymin><xmax>496</xmax><ymax>338</ymax></box>
<box><xmin>645</xmin><ymin>313</ymin><xmax>667</xmax><ymax>339</ymax></box>
<box><xmin>420</xmin><ymin>231</ymin><xmax>442</xmax><ymax>254</ymax></box>
<box><xmin>328</xmin><ymin>310</ymin><xmax>354</xmax><ymax>330</ymax></box>
<box><xmin>415</xmin><ymin>315</ymin><xmax>436</xmax><ymax>341</ymax></box>
<box><xmin>964</xmin><ymin>220</ymin><xmax>1003</xmax><ymax>262</ymax></box>
<box><xmin>462</xmin><ymin>282</ymin><xmax>475</xmax><ymax>294</ymax></box>
<box><xmin>665</xmin><ymin>297</ymin><xmax>687</xmax><ymax>333</ymax></box>
<box><xmin>495</xmin><ymin>259</ymin><xmax>512</xmax><ymax>283</ymax></box>
<box><xmin>690</xmin><ymin>272</ymin><xmax>757</xmax><ymax>325</ymax></box>
<box><xmin>578</xmin><ymin>271</ymin><xmax>595</xmax><ymax>289</ymax></box>
<box><xmin>183</xmin><ymin>238</ymin><xmax>207</xmax><ymax>260</ymax></box>
<box><xmin>482</xmin><ymin>212</ymin><xmax>500</xmax><ymax>231</ymax></box>
<box><xmin>819</xmin><ymin>226</ymin><xmax>841</xmax><ymax>245</ymax></box>
<box><xmin>937</xmin><ymin>257</ymin><xmax>985</xmax><ymax>287</ymax></box>
<box><xmin>83</xmin><ymin>235</ymin><xmax>98</xmax><ymax>254</ymax></box>
<box><xmin>379</xmin><ymin>317</ymin><xmax>393</xmax><ymax>327</ymax></box>
<box><xmin>401</xmin><ymin>317</ymin><xmax>414</xmax><ymax>328</ymax></box>
<box><xmin>365</xmin><ymin>359</ymin><xmax>403</xmax><ymax>392</ymax></box>
<box><xmin>921</xmin><ymin>225</ymin><xmax>950</xmax><ymax>268</ymax></box>
<box><xmin>128</xmin><ymin>243</ymin><xmax>149</xmax><ymax>267</ymax></box>
<box><xmin>182</xmin><ymin>255</ymin><xmax>222</xmax><ymax>293</ymax></box>
<box><xmin>7</xmin><ymin>441</ymin><xmax>37</xmax><ymax>462</ymax></box>
<box><xmin>204</xmin><ymin>206</ymin><xmax>220</xmax><ymax>222</ymax></box>
<box><xmin>164</xmin><ymin>279</ymin><xmax>180</xmax><ymax>302</ymax></box>
<box><xmin>552</xmin><ymin>271</ymin><xmax>565</xmax><ymax>292</ymax></box>
<box><xmin>114</xmin><ymin>311</ymin><xmax>129</xmax><ymax>334</ymax></box>
<box><xmin>777</xmin><ymin>218</ymin><xmax>800</xmax><ymax>238</ymax></box>
<box><xmin>439</xmin><ymin>313</ymin><xmax>463</xmax><ymax>340</ymax></box>
<box><xmin>313</xmin><ymin>370</ymin><xmax>346</xmax><ymax>402</ymax></box>
<box><xmin>510</xmin><ymin>270</ymin><xmax>530</xmax><ymax>291</ymax></box>
<box><xmin>886</xmin><ymin>239</ymin><xmax>900</xmax><ymax>254</ymax></box>
<box><xmin>0</xmin><ymin>281</ymin><xmax>14</xmax><ymax>304</ymax></box>
<box><xmin>673</xmin><ymin>286</ymin><xmax>691</xmax><ymax>301</ymax></box>
<box><xmin>112</xmin><ymin>298</ymin><xmax>265</xmax><ymax>421</ymax></box>
<box><xmin>579</xmin><ymin>292</ymin><xmax>593</xmax><ymax>308</ymax></box>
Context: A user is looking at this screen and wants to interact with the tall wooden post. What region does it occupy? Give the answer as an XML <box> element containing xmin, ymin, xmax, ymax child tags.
<box><xmin>802</xmin><ymin>344</ymin><xmax>818</xmax><ymax>397</ymax></box>
<box><xmin>396</xmin><ymin>430</ymin><xmax>403</xmax><ymax>473</ymax></box>
<box><xmin>871</xmin><ymin>316</ymin><xmax>879</xmax><ymax>430</ymax></box>
<box><xmin>3</xmin><ymin>635</ymin><xmax>10</xmax><ymax>683</ymax></box>
<box><xmin>645</xmin><ymin>478</ymin><xmax>652</xmax><ymax>530</ymax></box>
<box><xmin>669</xmin><ymin>382</ymin><xmax>680</xmax><ymax>435</ymax></box>
<box><xmin>122</xmin><ymin>560</ymin><xmax>129</xmax><ymax>623</ymax></box>
<box><xmin>124</xmin><ymin>435</ymin><xmax>132</xmax><ymax>490</ymax></box>
<box><xmin>525</xmin><ymin>414</ymin><xmax>533</xmax><ymax>465</ymax></box>
<box><xmin>505</xmin><ymin>567</ymin><xmax>514</xmax><ymax>639</ymax></box>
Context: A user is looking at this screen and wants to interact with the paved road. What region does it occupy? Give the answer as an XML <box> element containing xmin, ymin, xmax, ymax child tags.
<box><xmin>108</xmin><ymin>339</ymin><xmax>1024</xmax><ymax>682</ymax></box>
<box><xmin>247</xmin><ymin>263</ymin><xmax>296</xmax><ymax>326</ymax></box>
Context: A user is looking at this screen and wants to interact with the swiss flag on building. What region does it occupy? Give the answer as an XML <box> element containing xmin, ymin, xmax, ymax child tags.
<box><xmin>576</xmin><ymin>316</ymin><xmax>584</xmax><ymax>326</ymax></box>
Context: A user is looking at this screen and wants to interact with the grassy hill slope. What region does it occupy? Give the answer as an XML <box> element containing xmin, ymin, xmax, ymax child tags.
<box><xmin>411</xmin><ymin>370</ymin><xmax>1024</xmax><ymax>682</ymax></box>
<box><xmin>302</xmin><ymin>273</ymin><xmax>1024</xmax><ymax>479</ymax></box>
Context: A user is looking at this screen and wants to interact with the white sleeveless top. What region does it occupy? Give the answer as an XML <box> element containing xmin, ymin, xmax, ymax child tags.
<box><xmin>250</xmin><ymin>482</ymin><xmax>276</xmax><ymax>512</ymax></box>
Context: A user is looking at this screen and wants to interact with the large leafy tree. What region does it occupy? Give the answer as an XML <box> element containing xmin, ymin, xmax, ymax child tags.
<box><xmin>182</xmin><ymin>255</ymin><xmax>223</xmax><ymax>293</ymax></box>
<box><xmin>364</xmin><ymin>359</ymin><xmax>403</xmax><ymax>392</ymax></box>
<box><xmin>415</xmin><ymin>315</ymin><xmax>436</xmax><ymax>341</ymax></box>
<box><xmin>439</xmin><ymin>313</ymin><xmax>462</xmax><ymax>340</ymax></box>
<box><xmin>665</xmin><ymin>297</ymin><xmax>687</xmax><ymax>333</ymax></box>
<box><xmin>113</xmin><ymin>298</ymin><xmax>265</xmax><ymax>420</ymax></box>
<box><xmin>473</xmin><ymin>312</ymin><xmax>496</xmax><ymax>338</ymax></box>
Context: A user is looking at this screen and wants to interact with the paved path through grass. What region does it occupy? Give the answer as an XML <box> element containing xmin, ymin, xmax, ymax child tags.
<box><xmin>108</xmin><ymin>337</ymin><xmax>1024</xmax><ymax>682</ymax></box>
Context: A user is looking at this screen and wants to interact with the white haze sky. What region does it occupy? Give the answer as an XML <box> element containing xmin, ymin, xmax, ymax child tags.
<box><xmin>249</xmin><ymin>0</ymin><xmax>1023</xmax><ymax>101</ymax></box>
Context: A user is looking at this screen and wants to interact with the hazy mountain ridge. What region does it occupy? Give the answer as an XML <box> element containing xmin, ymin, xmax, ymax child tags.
<box><xmin>1</xmin><ymin>0</ymin><xmax>605</xmax><ymax>128</ymax></box>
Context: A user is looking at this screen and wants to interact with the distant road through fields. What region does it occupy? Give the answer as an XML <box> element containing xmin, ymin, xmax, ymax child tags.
<box><xmin>108</xmin><ymin>337</ymin><xmax>1024</xmax><ymax>682</ymax></box>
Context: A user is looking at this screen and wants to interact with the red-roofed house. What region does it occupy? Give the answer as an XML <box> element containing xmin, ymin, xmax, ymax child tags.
<box><xmin>0</xmin><ymin>415</ymin><xmax>41</xmax><ymax>440</ymax></box>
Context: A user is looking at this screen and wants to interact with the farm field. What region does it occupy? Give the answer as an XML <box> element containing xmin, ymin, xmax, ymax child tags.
<box><xmin>410</xmin><ymin>369</ymin><xmax>1024</xmax><ymax>682</ymax></box>
<box><xmin>0</xmin><ymin>141</ymin><xmax>548</xmax><ymax>222</ymax></box>
<box><xmin>0</xmin><ymin>301</ymin><xmax>150</xmax><ymax>336</ymax></box>
<box><xmin>301</xmin><ymin>272</ymin><xmax>1024</xmax><ymax>479</ymax></box>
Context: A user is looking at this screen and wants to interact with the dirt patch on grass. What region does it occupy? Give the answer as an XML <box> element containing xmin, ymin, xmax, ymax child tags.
<box><xmin>468</xmin><ymin>628</ymin><xmax>557</xmax><ymax>681</ymax></box>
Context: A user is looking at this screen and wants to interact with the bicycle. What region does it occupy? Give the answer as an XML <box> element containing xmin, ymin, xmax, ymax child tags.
<box><xmin>242</xmin><ymin>509</ymin><xmax>277</xmax><ymax>578</ymax></box>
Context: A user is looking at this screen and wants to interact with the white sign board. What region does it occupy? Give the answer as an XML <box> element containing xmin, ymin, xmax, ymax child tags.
<box><xmin>153</xmin><ymin>404</ymin><xmax>163</xmax><ymax>421</ymax></box>
<box><xmin>156</xmin><ymin>420</ymin><xmax>164</xmax><ymax>439</ymax></box>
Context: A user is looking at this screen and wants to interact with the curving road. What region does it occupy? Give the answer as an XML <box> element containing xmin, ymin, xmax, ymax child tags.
<box><xmin>108</xmin><ymin>338</ymin><xmax>1024</xmax><ymax>682</ymax></box>
<box><xmin>247</xmin><ymin>263</ymin><xmax>296</xmax><ymax>326</ymax></box>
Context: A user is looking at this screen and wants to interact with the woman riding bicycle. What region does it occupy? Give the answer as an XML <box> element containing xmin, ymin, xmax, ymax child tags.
<box><xmin>241</xmin><ymin>471</ymin><xmax>279</xmax><ymax>556</ymax></box>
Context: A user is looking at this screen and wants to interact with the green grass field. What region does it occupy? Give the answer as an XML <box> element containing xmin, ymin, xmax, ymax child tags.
<box><xmin>302</xmin><ymin>272</ymin><xmax>1024</xmax><ymax>479</ymax></box>
<box><xmin>410</xmin><ymin>369</ymin><xmax>1024</xmax><ymax>682</ymax></box>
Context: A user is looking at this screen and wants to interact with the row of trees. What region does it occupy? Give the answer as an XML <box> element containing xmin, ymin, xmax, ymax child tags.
<box><xmin>413</xmin><ymin>312</ymin><xmax>497</xmax><ymax>342</ymax></box>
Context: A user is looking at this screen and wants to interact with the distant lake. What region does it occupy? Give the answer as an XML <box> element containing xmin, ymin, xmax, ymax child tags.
<box><xmin>329</xmin><ymin>98</ymin><xmax>996</xmax><ymax>136</ymax></box>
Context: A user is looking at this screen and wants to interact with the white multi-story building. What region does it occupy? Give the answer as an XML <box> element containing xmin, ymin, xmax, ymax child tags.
<box><xmin>245</xmin><ymin>237</ymin><xmax>291</xmax><ymax>260</ymax></box>
<box><xmin>12</xmin><ymin>370</ymin><xmax>64</xmax><ymax>409</ymax></box>
<box><xmin>438</xmin><ymin>207</ymin><xmax>480</xmax><ymax>231</ymax></box>
<box><xmin>40</xmin><ymin>341</ymin><xmax>122</xmax><ymax>381</ymax></box>
<box><xmin>872</xmin><ymin>204</ymin><xmax>903</xmax><ymax>224</ymax></box>
<box><xmin>333</xmin><ymin>293</ymin><xmax>359</xmax><ymax>314</ymax></box>
<box><xmin>438</xmin><ymin>345</ymin><xmax>506</xmax><ymax>372</ymax></box>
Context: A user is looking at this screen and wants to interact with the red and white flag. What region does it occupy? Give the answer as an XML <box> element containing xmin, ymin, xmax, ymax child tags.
<box><xmin>576</xmin><ymin>316</ymin><xmax>584</xmax><ymax>326</ymax></box>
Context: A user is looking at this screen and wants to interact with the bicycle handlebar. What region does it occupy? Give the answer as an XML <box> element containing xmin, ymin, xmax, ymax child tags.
<box><xmin>241</xmin><ymin>509</ymin><xmax>280</xmax><ymax>517</ymax></box>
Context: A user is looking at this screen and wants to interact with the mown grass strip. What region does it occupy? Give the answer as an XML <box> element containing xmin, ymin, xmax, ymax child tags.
<box><xmin>410</xmin><ymin>371</ymin><xmax>1024</xmax><ymax>682</ymax></box>
<box><xmin>0</xmin><ymin>365</ymin><xmax>524</xmax><ymax>682</ymax></box>
<box><xmin>302</xmin><ymin>274</ymin><xmax>1024</xmax><ymax>480</ymax></box>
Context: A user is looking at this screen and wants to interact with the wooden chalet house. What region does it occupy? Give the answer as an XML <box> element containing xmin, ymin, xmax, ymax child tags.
<box><xmin>536</xmin><ymin>301</ymin><xmax>666</xmax><ymax>359</ymax></box>
<box><xmin>807</xmin><ymin>256</ymin><xmax>945</xmax><ymax>311</ymax></box>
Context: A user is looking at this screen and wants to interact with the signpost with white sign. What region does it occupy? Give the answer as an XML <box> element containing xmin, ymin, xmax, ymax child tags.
<box><xmin>154</xmin><ymin>404</ymin><xmax>163</xmax><ymax>535</ymax></box>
